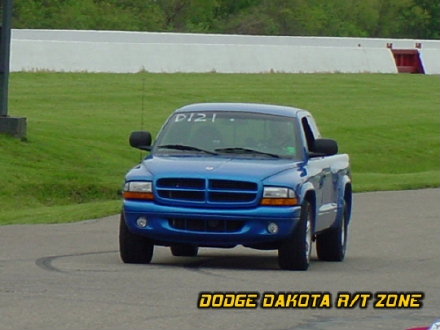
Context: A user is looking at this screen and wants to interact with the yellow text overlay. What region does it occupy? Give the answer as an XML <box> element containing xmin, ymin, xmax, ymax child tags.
<box><xmin>197</xmin><ymin>291</ymin><xmax>425</xmax><ymax>309</ymax></box>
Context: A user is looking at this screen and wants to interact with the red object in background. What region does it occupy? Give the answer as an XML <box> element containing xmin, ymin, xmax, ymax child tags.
<box><xmin>407</xmin><ymin>319</ymin><xmax>440</xmax><ymax>330</ymax></box>
<box><xmin>390</xmin><ymin>49</ymin><xmax>425</xmax><ymax>74</ymax></box>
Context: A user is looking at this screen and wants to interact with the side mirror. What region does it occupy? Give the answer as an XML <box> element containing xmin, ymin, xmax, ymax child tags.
<box><xmin>129</xmin><ymin>131</ymin><xmax>152</xmax><ymax>151</ymax></box>
<box><xmin>311</xmin><ymin>138</ymin><xmax>338</xmax><ymax>156</ymax></box>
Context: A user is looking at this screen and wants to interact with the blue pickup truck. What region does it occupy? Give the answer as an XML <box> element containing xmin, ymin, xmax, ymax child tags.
<box><xmin>120</xmin><ymin>103</ymin><xmax>352</xmax><ymax>270</ymax></box>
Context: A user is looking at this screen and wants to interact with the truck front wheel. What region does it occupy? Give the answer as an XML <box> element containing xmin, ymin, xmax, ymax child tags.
<box><xmin>119</xmin><ymin>213</ymin><xmax>154</xmax><ymax>264</ymax></box>
<box><xmin>278</xmin><ymin>201</ymin><xmax>313</xmax><ymax>271</ymax></box>
<box><xmin>316</xmin><ymin>200</ymin><xmax>348</xmax><ymax>261</ymax></box>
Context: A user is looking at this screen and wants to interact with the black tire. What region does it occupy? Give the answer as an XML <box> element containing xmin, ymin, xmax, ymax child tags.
<box><xmin>170</xmin><ymin>244</ymin><xmax>199</xmax><ymax>257</ymax></box>
<box><xmin>278</xmin><ymin>201</ymin><xmax>313</xmax><ymax>271</ymax></box>
<box><xmin>119</xmin><ymin>213</ymin><xmax>154</xmax><ymax>264</ymax></box>
<box><xmin>316</xmin><ymin>200</ymin><xmax>348</xmax><ymax>261</ymax></box>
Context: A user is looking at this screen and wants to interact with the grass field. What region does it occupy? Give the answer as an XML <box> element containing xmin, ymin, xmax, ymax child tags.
<box><xmin>1</xmin><ymin>73</ymin><xmax>438</xmax><ymax>225</ymax></box>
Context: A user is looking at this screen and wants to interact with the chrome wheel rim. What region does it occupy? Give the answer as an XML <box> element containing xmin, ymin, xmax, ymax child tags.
<box><xmin>341</xmin><ymin>216</ymin><xmax>345</xmax><ymax>247</ymax></box>
<box><xmin>305</xmin><ymin>214</ymin><xmax>312</xmax><ymax>262</ymax></box>
<box><xmin>341</xmin><ymin>203</ymin><xmax>348</xmax><ymax>254</ymax></box>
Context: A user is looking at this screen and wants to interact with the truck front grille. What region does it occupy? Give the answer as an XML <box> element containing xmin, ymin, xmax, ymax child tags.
<box><xmin>168</xmin><ymin>218</ymin><xmax>244</xmax><ymax>233</ymax></box>
<box><xmin>155</xmin><ymin>178</ymin><xmax>258</xmax><ymax>206</ymax></box>
<box><xmin>209</xmin><ymin>179</ymin><xmax>257</xmax><ymax>191</ymax></box>
<box><xmin>157</xmin><ymin>178</ymin><xmax>205</xmax><ymax>189</ymax></box>
<box><xmin>157</xmin><ymin>190</ymin><xmax>205</xmax><ymax>201</ymax></box>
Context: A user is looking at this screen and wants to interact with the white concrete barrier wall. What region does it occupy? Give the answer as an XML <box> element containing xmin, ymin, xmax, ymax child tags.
<box><xmin>10</xmin><ymin>29</ymin><xmax>440</xmax><ymax>74</ymax></box>
<box><xmin>420</xmin><ymin>49</ymin><xmax>440</xmax><ymax>74</ymax></box>
<box><xmin>12</xmin><ymin>29</ymin><xmax>440</xmax><ymax>49</ymax></box>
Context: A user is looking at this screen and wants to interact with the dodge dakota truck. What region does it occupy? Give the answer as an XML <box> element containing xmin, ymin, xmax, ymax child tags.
<box><xmin>120</xmin><ymin>103</ymin><xmax>352</xmax><ymax>270</ymax></box>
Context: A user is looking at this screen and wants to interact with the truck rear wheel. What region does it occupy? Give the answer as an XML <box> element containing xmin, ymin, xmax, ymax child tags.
<box><xmin>170</xmin><ymin>244</ymin><xmax>199</xmax><ymax>257</ymax></box>
<box><xmin>119</xmin><ymin>213</ymin><xmax>154</xmax><ymax>264</ymax></box>
<box><xmin>316</xmin><ymin>200</ymin><xmax>348</xmax><ymax>261</ymax></box>
<box><xmin>278</xmin><ymin>201</ymin><xmax>313</xmax><ymax>270</ymax></box>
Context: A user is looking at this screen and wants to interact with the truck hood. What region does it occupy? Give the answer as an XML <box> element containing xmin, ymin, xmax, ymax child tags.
<box><xmin>129</xmin><ymin>156</ymin><xmax>302</xmax><ymax>182</ymax></box>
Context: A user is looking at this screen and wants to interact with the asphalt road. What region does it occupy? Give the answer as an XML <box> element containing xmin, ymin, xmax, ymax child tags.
<box><xmin>1</xmin><ymin>189</ymin><xmax>439</xmax><ymax>330</ymax></box>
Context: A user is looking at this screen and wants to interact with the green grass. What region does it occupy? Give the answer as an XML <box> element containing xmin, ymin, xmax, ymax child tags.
<box><xmin>1</xmin><ymin>72</ymin><xmax>438</xmax><ymax>225</ymax></box>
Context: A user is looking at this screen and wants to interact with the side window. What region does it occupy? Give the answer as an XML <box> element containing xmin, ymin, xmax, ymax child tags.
<box><xmin>301</xmin><ymin>116</ymin><xmax>320</xmax><ymax>151</ymax></box>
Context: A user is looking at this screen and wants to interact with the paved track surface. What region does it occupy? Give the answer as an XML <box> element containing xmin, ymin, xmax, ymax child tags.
<box><xmin>1</xmin><ymin>189</ymin><xmax>439</xmax><ymax>330</ymax></box>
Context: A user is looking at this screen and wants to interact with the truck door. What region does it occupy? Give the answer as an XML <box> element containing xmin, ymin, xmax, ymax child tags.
<box><xmin>300</xmin><ymin>115</ymin><xmax>337</xmax><ymax>231</ymax></box>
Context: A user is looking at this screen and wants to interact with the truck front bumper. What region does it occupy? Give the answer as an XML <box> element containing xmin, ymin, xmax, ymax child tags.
<box><xmin>123</xmin><ymin>200</ymin><xmax>302</xmax><ymax>247</ymax></box>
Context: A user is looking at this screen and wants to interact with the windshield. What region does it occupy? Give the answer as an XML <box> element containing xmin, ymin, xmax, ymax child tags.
<box><xmin>154</xmin><ymin>111</ymin><xmax>302</xmax><ymax>159</ymax></box>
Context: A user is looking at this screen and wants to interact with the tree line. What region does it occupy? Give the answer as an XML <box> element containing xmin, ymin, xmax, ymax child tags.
<box><xmin>11</xmin><ymin>0</ymin><xmax>439</xmax><ymax>39</ymax></box>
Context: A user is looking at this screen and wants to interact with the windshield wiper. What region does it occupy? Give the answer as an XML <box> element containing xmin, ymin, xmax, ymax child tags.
<box><xmin>157</xmin><ymin>144</ymin><xmax>218</xmax><ymax>155</ymax></box>
<box><xmin>215</xmin><ymin>147</ymin><xmax>280</xmax><ymax>158</ymax></box>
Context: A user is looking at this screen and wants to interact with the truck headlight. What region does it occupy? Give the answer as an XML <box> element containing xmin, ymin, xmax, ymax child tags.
<box><xmin>123</xmin><ymin>181</ymin><xmax>154</xmax><ymax>200</ymax></box>
<box><xmin>261</xmin><ymin>187</ymin><xmax>298</xmax><ymax>206</ymax></box>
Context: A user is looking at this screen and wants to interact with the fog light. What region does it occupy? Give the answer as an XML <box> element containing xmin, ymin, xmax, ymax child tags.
<box><xmin>136</xmin><ymin>217</ymin><xmax>148</xmax><ymax>228</ymax></box>
<box><xmin>267</xmin><ymin>222</ymin><xmax>279</xmax><ymax>234</ymax></box>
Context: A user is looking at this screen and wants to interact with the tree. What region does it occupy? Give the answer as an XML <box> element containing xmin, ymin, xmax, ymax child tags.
<box><xmin>155</xmin><ymin>0</ymin><xmax>220</xmax><ymax>32</ymax></box>
<box><xmin>400</xmin><ymin>0</ymin><xmax>439</xmax><ymax>39</ymax></box>
<box><xmin>11</xmin><ymin>0</ymin><xmax>439</xmax><ymax>39</ymax></box>
<box><xmin>13</xmin><ymin>0</ymin><xmax>165</xmax><ymax>31</ymax></box>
